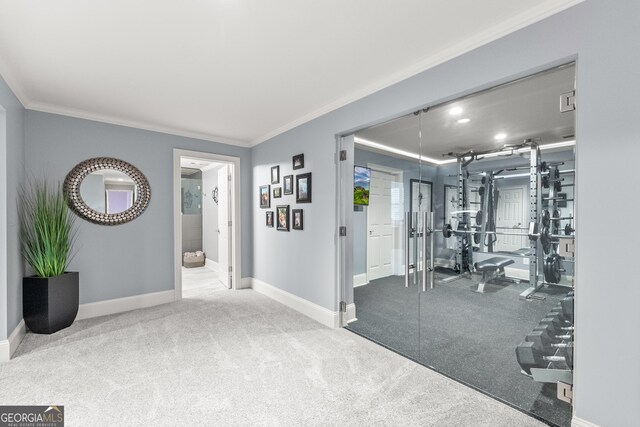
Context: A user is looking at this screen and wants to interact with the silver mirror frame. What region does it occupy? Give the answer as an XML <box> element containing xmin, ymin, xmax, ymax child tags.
<box><xmin>64</xmin><ymin>157</ymin><xmax>151</xmax><ymax>226</ymax></box>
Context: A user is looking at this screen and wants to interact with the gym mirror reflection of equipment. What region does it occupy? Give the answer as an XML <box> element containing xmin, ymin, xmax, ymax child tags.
<box><xmin>347</xmin><ymin>63</ymin><xmax>576</xmax><ymax>426</ymax></box>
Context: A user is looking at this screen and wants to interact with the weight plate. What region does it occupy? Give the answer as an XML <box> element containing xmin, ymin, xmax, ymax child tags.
<box><xmin>564</xmin><ymin>223</ymin><xmax>573</xmax><ymax>235</ymax></box>
<box><xmin>541</xmin><ymin>209</ymin><xmax>550</xmax><ymax>227</ymax></box>
<box><xmin>475</xmin><ymin>210</ymin><xmax>483</xmax><ymax>226</ymax></box>
<box><xmin>552</xmin><ymin>209</ymin><xmax>561</xmax><ymax>229</ymax></box>
<box><xmin>473</xmin><ymin>231</ymin><xmax>480</xmax><ymax>245</ymax></box>
<box><xmin>443</xmin><ymin>223</ymin><xmax>452</xmax><ymax>238</ymax></box>
<box><xmin>540</xmin><ymin>226</ymin><xmax>551</xmax><ymax>254</ymax></box>
<box><xmin>478</xmin><ymin>186</ymin><xmax>485</xmax><ymax>197</ymax></box>
<box><xmin>540</xmin><ymin>161</ymin><xmax>548</xmax><ymax>172</ymax></box>
<box><xmin>542</xmin><ymin>175</ymin><xmax>550</xmax><ymax>189</ymax></box>
<box><xmin>553</xmin><ymin>168</ymin><xmax>560</xmax><ymax>179</ymax></box>
<box><xmin>544</xmin><ymin>254</ymin><xmax>562</xmax><ymax>284</ymax></box>
<box><xmin>554</xmin><ymin>180</ymin><xmax>562</xmax><ymax>192</ymax></box>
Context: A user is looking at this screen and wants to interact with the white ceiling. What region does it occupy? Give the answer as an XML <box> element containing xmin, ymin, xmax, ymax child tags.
<box><xmin>0</xmin><ymin>0</ymin><xmax>582</xmax><ymax>147</ymax></box>
<box><xmin>357</xmin><ymin>64</ymin><xmax>575</xmax><ymax>161</ymax></box>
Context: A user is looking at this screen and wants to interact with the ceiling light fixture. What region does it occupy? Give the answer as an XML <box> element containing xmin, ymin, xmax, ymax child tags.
<box><xmin>457</xmin><ymin>118</ymin><xmax>470</xmax><ymax>124</ymax></box>
<box><xmin>494</xmin><ymin>133</ymin><xmax>507</xmax><ymax>141</ymax></box>
<box><xmin>449</xmin><ymin>107</ymin><xmax>463</xmax><ymax>115</ymax></box>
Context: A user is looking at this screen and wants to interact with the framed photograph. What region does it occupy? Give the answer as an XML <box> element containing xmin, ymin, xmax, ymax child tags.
<box><xmin>271</xmin><ymin>165</ymin><xmax>280</xmax><ymax>184</ymax></box>
<box><xmin>276</xmin><ymin>205</ymin><xmax>290</xmax><ymax>231</ymax></box>
<box><xmin>283</xmin><ymin>175</ymin><xmax>293</xmax><ymax>195</ymax></box>
<box><xmin>292</xmin><ymin>154</ymin><xmax>304</xmax><ymax>170</ymax></box>
<box><xmin>266</xmin><ymin>211</ymin><xmax>274</xmax><ymax>227</ymax></box>
<box><xmin>296</xmin><ymin>172</ymin><xmax>312</xmax><ymax>203</ymax></box>
<box><xmin>273</xmin><ymin>187</ymin><xmax>282</xmax><ymax>198</ymax></box>
<box><xmin>259</xmin><ymin>185</ymin><xmax>270</xmax><ymax>208</ymax></box>
<box><xmin>354</xmin><ymin>166</ymin><xmax>371</xmax><ymax>206</ymax></box>
<box><xmin>292</xmin><ymin>209</ymin><xmax>303</xmax><ymax>230</ymax></box>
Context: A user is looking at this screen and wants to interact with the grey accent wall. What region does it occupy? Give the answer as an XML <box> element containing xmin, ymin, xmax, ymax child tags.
<box><xmin>202</xmin><ymin>167</ymin><xmax>219</xmax><ymax>263</ymax></box>
<box><xmin>24</xmin><ymin>110</ymin><xmax>252</xmax><ymax>305</ymax></box>
<box><xmin>253</xmin><ymin>2</ymin><xmax>640</xmax><ymax>425</ymax></box>
<box><xmin>0</xmin><ymin>74</ymin><xmax>25</xmax><ymax>339</ymax></box>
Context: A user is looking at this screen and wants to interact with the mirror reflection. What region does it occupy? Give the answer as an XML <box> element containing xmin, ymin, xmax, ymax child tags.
<box><xmin>80</xmin><ymin>169</ymin><xmax>137</xmax><ymax>215</ymax></box>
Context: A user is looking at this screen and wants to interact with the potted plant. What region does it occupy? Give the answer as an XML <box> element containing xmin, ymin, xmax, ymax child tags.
<box><xmin>18</xmin><ymin>178</ymin><xmax>78</xmax><ymax>334</ymax></box>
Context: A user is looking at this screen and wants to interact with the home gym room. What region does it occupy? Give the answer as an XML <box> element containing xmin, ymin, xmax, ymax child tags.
<box><xmin>341</xmin><ymin>63</ymin><xmax>576</xmax><ymax>426</ymax></box>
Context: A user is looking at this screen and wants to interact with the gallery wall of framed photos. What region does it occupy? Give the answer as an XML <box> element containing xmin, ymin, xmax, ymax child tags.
<box><xmin>260</xmin><ymin>153</ymin><xmax>311</xmax><ymax>232</ymax></box>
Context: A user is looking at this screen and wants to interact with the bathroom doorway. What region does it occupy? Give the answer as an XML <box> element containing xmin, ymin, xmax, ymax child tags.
<box><xmin>173</xmin><ymin>150</ymin><xmax>241</xmax><ymax>299</ymax></box>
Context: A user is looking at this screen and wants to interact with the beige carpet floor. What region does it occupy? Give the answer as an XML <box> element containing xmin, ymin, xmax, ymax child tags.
<box><xmin>0</xmin><ymin>288</ymin><xmax>545</xmax><ymax>426</ymax></box>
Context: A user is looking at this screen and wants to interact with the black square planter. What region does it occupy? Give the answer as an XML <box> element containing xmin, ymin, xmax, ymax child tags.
<box><xmin>23</xmin><ymin>272</ymin><xmax>79</xmax><ymax>334</ymax></box>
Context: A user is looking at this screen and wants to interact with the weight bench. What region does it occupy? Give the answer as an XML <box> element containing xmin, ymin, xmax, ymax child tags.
<box><xmin>474</xmin><ymin>257</ymin><xmax>515</xmax><ymax>293</ymax></box>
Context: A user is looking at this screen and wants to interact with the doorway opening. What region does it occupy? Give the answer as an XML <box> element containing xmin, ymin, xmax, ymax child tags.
<box><xmin>338</xmin><ymin>63</ymin><xmax>577</xmax><ymax>427</ymax></box>
<box><xmin>173</xmin><ymin>150</ymin><xmax>241</xmax><ymax>299</ymax></box>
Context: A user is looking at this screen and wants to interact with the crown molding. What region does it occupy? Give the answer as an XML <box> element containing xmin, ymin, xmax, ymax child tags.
<box><xmin>249</xmin><ymin>0</ymin><xmax>584</xmax><ymax>147</ymax></box>
<box><xmin>0</xmin><ymin>55</ymin><xmax>30</xmax><ymax>107</ymax></box>
<box><xmin>25</xmin><ymin>101</ymin><xmax>251</xmax><ymax>148</ymax></box>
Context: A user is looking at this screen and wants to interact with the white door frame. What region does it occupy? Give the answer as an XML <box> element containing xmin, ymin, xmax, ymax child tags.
<box><xmin>366</xmin><ymin>163</ymin><xmax>403</xmax><ymax>282</ymax></box>
<box><xmin>173</xmin><ymin>149</ymin><xmax>241</xmax><ymax>300</ymax></box>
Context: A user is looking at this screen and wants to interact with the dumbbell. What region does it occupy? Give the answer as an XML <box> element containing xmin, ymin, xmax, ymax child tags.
<box><xmin>539</xmin><ymin>315</ymin><xmax>573</xmax><ymax>334</ymax></box>
<box><xmin>526</xmin><ymin>328</ymin><xmax>573</xmax><ymax>350</ymax></box>
<box><xmin>532</xmin><ymin>323</ymin><xmax>573</xmax><ymax>343</ymax></box>
<box><xmin>516</xmin><ymin>341</ymin><xmax>574</xmax><ymax>374</ymax></box>
<box><xmin>548</xmin><ymin>305</ymin><xmax>573</xmax><ymax>326</ymax></box>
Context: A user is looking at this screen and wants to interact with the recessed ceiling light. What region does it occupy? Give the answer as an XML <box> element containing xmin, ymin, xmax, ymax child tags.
<box><xmin>494</xmin><ymin>133</ymin><xmax>507</xmax><ymax>141</ymax></box>
<box><xmin>449</xmin><ymin>107</ymin><xmax>463</xmax><ymax>116</ymax></box>
<box><xmin>457</xmin><ymin>118</ymin><xmax>470</xmax><ymax>124</ymax></box>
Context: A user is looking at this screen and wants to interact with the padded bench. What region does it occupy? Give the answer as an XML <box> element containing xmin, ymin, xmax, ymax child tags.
<box><xmin>473</xmin><ymin>257</ymin><xmax>515</xmax><ymax>293</ymax></box>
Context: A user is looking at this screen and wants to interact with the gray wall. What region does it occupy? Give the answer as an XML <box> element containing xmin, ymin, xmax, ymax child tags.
<box><xmin>24</xmin><ymin>110</ymin><xmax>252</xmax><ymax>305</ymax></box>
<box><xmin>253</xmin><ymin>2</ymin><xmax>640</xmax><ymax>425</ymax></box>
<box><xmin>0</xmin><ymin>74</ymin><xmax>25</xmax><ymax>339</ymax></box>
<box><xmin>202</xmin><ymin>167</ymin><xmax>219</xmax><ymax>263</ymax></box>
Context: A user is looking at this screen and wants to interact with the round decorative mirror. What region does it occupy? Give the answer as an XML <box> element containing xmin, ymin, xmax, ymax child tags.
<box><xmin>64</xmin><ymin>157</ymin><xmax>151</xmax><ymax>225</ymax></box>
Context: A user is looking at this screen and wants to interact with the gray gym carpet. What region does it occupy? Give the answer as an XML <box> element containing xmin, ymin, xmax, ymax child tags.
<box><xmin>347</xmin><ymin>272</ymin><xmax>572</xmax><ymax>427</ymax></box>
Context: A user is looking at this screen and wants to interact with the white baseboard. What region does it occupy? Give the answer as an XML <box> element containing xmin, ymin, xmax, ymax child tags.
<box><xmin>572</xmin><ymin>416</ymin><xmax>600</xmax><ymax>427</ymax></box>
<box><xmin>238</xmin><ymin>277</ymin><xmax>252</xmax><ymax>290</ymax></box>
<box><xmin>0</xmin><ymin>340</ymin><xmax>8</xmax><ymax>363</ymax></box>
<box><xmin>248</xmin><ymin>278</ymin><xmax>338</xmax><ymax>328</ymax></box>
<box><xmin>9</xmin><ymin>319</ymin><xmax>26</xmax><ymax>357</ymax></box>
<box><xmin>76</xmin><ymin>290</ymin><xmax>175</xmax><ymax>321</ymax></box>
<box><xmin>504</xmin><ymin>267</ymin><xmax>530</xmax><ymax>281</ymax></box>
<box><xmin>346</xmin><ymin>303</ymin><xmax>357</xmax><ymax>323</ymax></box>
<box><xmin>205</xmin><ymin>258</ymin><xmax>219</xmax><ymax>272</ymax></box>
<box><xmin>0</xmin><ymin>319</ymin><xmax>27</xmax><ymax>363</ymax></box>
<box><xmin>353</xmin><ymin>273</ymin><xmax>368</xmax><ymax>287</ymax></box>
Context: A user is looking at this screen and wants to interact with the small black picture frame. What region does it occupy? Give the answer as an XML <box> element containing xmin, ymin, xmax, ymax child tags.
<box><xmin>259</xmin><ymin>185</ymin><xmax>270</xmax><ymax>209</ymax></box>
<box><xmin>296</xmin><ymin>172</ymin><xmax>312</xmax><ymax>203</ymax></box>
<box><xmin>292</xmin><ymin>154</ymin><xmax>304</xmax><ymax>170</ymax></box>
<box><xmin>271</xmin><ymin>165</ymin><xmax>280</xmax><ymax>184</ymax></box>
<box><xmin>276</xmin><ymin>205</ymin><xmax>290</xmax><ymax>231</ymax></box>
<box><xmin>266</xmin><ymin>211</ymin><xmax>274</xmax><ymax>227</ymax></box>
<box><xmin>283</xmin><ymin>175</ymin><xmax>293</xmax><ymax>195</ymax></box>
<box><xmin>273</xmin><ymin>187</ymin><xmax>282</xmax><ymax>198</ymax></box>
<box><xmin>292</xmin><ymin>209</ymin><xmax>303</xmax><ymax>230</ymax></box>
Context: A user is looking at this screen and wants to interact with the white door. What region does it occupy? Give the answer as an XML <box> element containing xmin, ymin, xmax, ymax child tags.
<box><xmin>367</xmin><ymin>169</ymin><xmax>395</xmax><ymax>281</ymax></box>
<box><xmin>217</xmin><ymin>165</ymin><xmax>231</xmax><ymax>288</ymax></box>
<box><xmin>495</xmin><ymin>187</ymin><xmax>526</xmax><ymax>252</ymax></box>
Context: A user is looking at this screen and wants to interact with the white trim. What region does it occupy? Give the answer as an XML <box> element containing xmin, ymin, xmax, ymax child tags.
<box><xmin>174</xmin><ymin>149</ymin><xmax>242</xmax><ymax>300</ymax></box>
<box><xmin>504</xmin><ymin>267</ymin><xmax>530</xmax><ymax>281</ymax></box>
<box><xmin>205</xmin><ymin>258</ymin><xmax>220</xmax><ymax>272</ymax></box>
<box><xmin>0</xmin><ymin>340</ymin><xmax>8</xmax><ymax>363</ymax></box>
<box><xmin>8</xmin><ymin>319</ymin><xmax>26</xmax><ymax>357</ymax></box>
<box><xmin>0</xmin><ymin>106</ymin><xmax>6</xmax><ymax>346</ymax></box>
<box><xmin>353</xmin><ymin>273</ymin><xmax>369</xmax><ymax>287</ymax></box>
<box><xmin>346</xmin><ymin>303</ymin><xmax>357</xmax><ymax>324</ymax></box>
<box><xmin>238</xmin><ymin>277</ymin><xmax>252</xmax><ymax>290</ymax></box>
<box><xmin>249</xmin><ymin>0</ymin><xmax>584</xmax><ymax>146</ymax></box>
<box><xmin>571</xmin><ymin>416</ymin><xmax>600</xmax><ymax>427</ymax></box>
<box><xmin>26</xmin><ymin>101</ymin><xmax>250</xmax><ymax>148</ymax></box>
<box><xmin>76</xmin><ymin>290</ymin><xmax>175</xmax><ymax>320</ymax></box>
<box><xmin>249</xmin><ymin>278</ymin><xmax>339</xmax><ymax>329</ymax></box>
